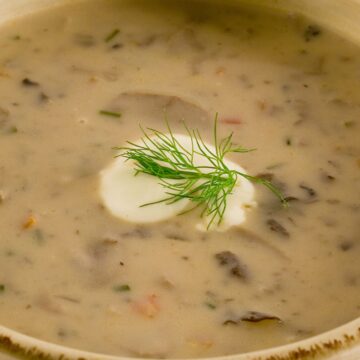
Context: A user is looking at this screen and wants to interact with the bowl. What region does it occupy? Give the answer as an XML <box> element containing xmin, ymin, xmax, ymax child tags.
<box><xmin>0</xmin><ymin>1</ymin><xmax>359</xmax><ymax>359</ymax></box>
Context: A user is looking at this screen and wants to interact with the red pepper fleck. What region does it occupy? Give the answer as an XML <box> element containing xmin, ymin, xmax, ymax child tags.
<box><xmin>221</xmin><ymin>118</ymin><xmax>242</xmax><ymax>125</ymax></box>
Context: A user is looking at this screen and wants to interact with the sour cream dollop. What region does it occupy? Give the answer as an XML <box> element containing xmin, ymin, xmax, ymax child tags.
<box><xmin>99</xmin><ymin>134</ymin><xmax>256</xmax><ymax>230</ymax></box>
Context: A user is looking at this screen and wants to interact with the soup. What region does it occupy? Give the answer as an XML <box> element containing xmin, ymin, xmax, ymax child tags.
<box><xmin>0</xmin><ymin>0</ymin><xmax>359</xmax><ymax>358</ymax></box>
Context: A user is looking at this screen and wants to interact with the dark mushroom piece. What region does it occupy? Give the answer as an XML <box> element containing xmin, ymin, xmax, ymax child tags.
<box><xmin>223</xmin><ymin>311</ymin><xmax>282</xmax><ymax>325</ymax></box>
<box><xmin>215</xmin><ymin>251</ymin><xmax>249</xmax><ymax>281</ymax></box>
<box><xmin>22</xmin><ymin>78</ymin><xmax>39</xmax><ymax>87</ymax></box>
<box><xmin>105</xmin><ymin>91</ymin><xmax>210</xmax><ymax>132</ymax></box>
<box><xmin>299</xmin><ymin>183</ymin><xmax>317</xmax><ymax>198</ymax></box>
<box><xmin>267</xmin><ymin>219</ymin><xmax>290</xmax><ymax>238</ymax></box>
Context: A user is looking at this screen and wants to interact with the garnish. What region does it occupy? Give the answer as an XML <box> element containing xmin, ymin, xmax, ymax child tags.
<box><xmin>344</xmin><ymin>121</ymin><xmax>355</xmax><ymax>128</ymax></box>
<box><xmin>99</xmin><ymin>110</ymin><xmax>122</xmax><ymax>118</ymax></box>
<box><xmin>0</xmin><ymin>284</ymin><xmax>5</xmax><ymax>293</ymax></box>
<box><xmin>33</xmin><ymin>228</ymin><xmax>45</xmax><ymax>245</ymax></box>
<box><xmin>105</xmin><ymin>29</ymin><xmax>120</xmax><ymax>43</ymax></box>
<box><xmin>8</xmin><ymin>126</ymin><xmax>18</xmax><ymax>134</ymax></box>
<box><xmin>113</xmin><ymin>284</ymin><xmax>131</xmax><ymax>292</ymax></box>
<box><xmin>204</xmin><ymin>302</ymin><xmax>217</xmax><ymax>310</ymax></box>
<box><xmin>115</xmin><ymin>116</ymin><xmax>287</xmax><ymax>228</ymax></box>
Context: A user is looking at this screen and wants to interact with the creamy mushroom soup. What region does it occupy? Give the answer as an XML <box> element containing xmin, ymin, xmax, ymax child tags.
<box><xmin>0</xmin><ymin>0</ymin><xmax>359</xmax><ymax>358</ymax></box>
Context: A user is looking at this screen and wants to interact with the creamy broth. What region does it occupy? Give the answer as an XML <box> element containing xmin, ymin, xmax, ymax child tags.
<box><xmin>0</xmin><ymin>0</ymin><xmax>360</xmax><ymax>358</ymax></box>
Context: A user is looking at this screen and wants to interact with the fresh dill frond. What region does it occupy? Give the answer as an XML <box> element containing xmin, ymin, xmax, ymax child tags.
<box><xmin>115</xmin><ymin>116</ymin><xmax>287</xmax><ymax>228</ymax></box>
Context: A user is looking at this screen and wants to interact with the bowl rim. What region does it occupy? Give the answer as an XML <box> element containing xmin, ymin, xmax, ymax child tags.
<box><xmin>0</xmin><ymin>318</ymin><xmax>359</xmax><ymax>360</ymax></box>
<box><xmin>0</xmin><ymin>0</ymin><xmax>359</xmax><ymax>359</ymax></box>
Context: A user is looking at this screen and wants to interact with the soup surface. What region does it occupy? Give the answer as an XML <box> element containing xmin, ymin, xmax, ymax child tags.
<box><xmin>0</xmin><ymin>0</ymin><xmax>359</xmax><ymax>358</ymax></box>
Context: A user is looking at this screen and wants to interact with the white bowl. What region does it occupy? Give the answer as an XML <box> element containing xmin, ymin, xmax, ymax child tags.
<box><xmin>0</xmin><ymin>1</ymin><xmax>359</xmax><ymax>359</ymax></box>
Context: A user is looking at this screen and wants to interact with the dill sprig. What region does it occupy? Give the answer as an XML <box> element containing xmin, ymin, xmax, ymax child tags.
<box><xmin>115</xmin><ymin>116</ymin><xmax>287</xmax><ymax>228</ymax></box>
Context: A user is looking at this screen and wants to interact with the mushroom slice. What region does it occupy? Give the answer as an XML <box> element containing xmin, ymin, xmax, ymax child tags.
<box><xmin>106</xmin><ymin>91</ymin><xmax>210</xmax><ymax>130</ymax></box>
<box><xmin>223</xmin><ymin>311</ymin><xmax>282</xmax><ymax>325</ymax></box>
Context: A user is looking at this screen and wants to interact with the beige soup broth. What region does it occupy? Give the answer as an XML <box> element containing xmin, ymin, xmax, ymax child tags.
<box><xmin>0</xmin><ymin>0</ymin><xmax>359</xmax><ymax>358</ymax></box>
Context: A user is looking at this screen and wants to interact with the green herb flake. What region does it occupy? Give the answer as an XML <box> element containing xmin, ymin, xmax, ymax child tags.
<box><xmin>57</xmin><ymin>329</ymin><xmax>67</xmax><ymax>338</ymax></box>
<box><xmin>204</xmin><ymin>302</ymin><xmax>217</xmax><ymax>310</ymax></box>
<box><xmin>8</xmin><ymin>126</ymin><xmax>18</xmax><ymax>134</ymax></box>
<box><xmin>99</xmin><ymin>110</ymin><xmax>122</xmax><ymax>118</ymax></box>
<box><xmin>0</xmin><ymin>284</ymin><xmax>5</xmax><ymax>293</ymax></box>
<box><xmin>344</xmin><ymin>121</ymin><xmax>355</xmax><ymax>128</ymax></box>
<box><xmin>5</xmin><ymin>250</ymin><xmax>15</xmax><ymax>257</ymax></box>
<box><xmin>113</xmin><ymin>284</ymin><xmax>131</xmax><ymax>292</ymax></box>
<box><xmin>33</xmin><ymin>229</ymin><xmax>45</xmax><ymax>245</ymax></box>
<box><xmin>105</xmin><ymin>29</ymin><xmax>120</xmax><ymax>43</ymax></box>
<box><xmin>266</xmin><ymin>163</ymin><xmax>285</xmax><ymax>170</ymax></box>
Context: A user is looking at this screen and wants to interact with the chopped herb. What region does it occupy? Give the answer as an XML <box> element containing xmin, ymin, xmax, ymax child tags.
<box><xmin>115</xmin><ymin>116</ymin><xmax>287</xmax><ymax>228</ymax></box>
<box><xmin>304</xmin><ymin>25</ymin><xmax>322</xmax><ymax>42</ymax></box>
<box><xmin>105</xmin><ymin>29</ymin><xmax>120</xmax><ymax>43</ymax></box>
<box><xmin>74</xmin><ymin>33</ymin><xmax>96</xmax><ymax>47</ymax></box>
<box><xmin>113</xmin><ymin>284</ymin><xmax>131</xmax><ymax>292</ymax></box>
<box><xmin>166</xmin><ymin>233</ymin><xmax>187</xmax><ymax>241</ymax></box>
<box><xmin>5</xmin><ymin>250</ymin><xmax>15</xmax><ymax>257</ymax></box>
<box><xmin>12</xmin><ymin>35</ymin><xmax>21</xmax><ymax>41</ymax></box>
<box><xmin>266</xmin><ymin>163</ymin><xmax>285</xmax><ymax>170</ymax></box>
<box><xmin>33</xmin><ymin>229</ymin><xmax>45</xmax><ymax>245</ymax></box>
<box><xmin>0</xmin><ymin>284</ymin><xmax>5</xmax><ymax>293</ymax></box>
<box><xmin>99</xmin><ymin>110</ymin><xmax>122</xmax><ymax>118</ymax></box>
<box><xmin>8</xmin><ymin>126</ymin><xmax>18</xmax><ymax>134</ymax></box>
<box><xmin>344</xmin><ymin>121</ymin><xmax>355</xmax><ymax>128</ymax></box>
<box><xmin>204</xmin><ymin>302</ymin><xmax>217</xmax><ymax>310</ymax></box>
<box><xmin>55</xmin><ymin>295</ymin><xmax>81</xmax><ymax>303</ymax></box>
<box><xmin>22</xmin><ymin>78</ymin><xmax>39</xmax><ymax>87</ymax></box>
<box><xmin>286</xmin><ymin>137</ymin><xmax>292</xmax><ymax>146</ymax></box>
